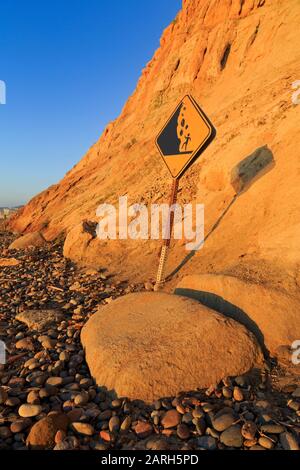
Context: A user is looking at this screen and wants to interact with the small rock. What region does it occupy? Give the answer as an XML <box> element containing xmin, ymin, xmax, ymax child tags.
<box><xmin>41</xmin><ymin>337</ymin><xmax>57</xmax><ymax>349</ymax></box>
<box><xmin>280</xmin><ymin>432</ymin><xmax>299</xmax><ymax>450</ymax></box>
<box><xmin>220</xmin><ymin>425</ymin><xmax>243</xmax><ymax>448</ymax></box>
<box><xmin>109</xmin><ymin>416</ymin><xmax>120</xmax><ymax>433</ymax></box>
<box><xmin>59</xmin><ymin>351</ymin><xmax>70</xmax><ymax>362</ymax></box>
<box><xmin>134</xmin><ymin>421</ymin><xmax>153</xmax><ymax>439</ymax></box>
<box><xmin>74</xmin><ymin>391</ymin><xmax>89</xmax><ymax>406</ymax></box>
<box><xmin>288</xmin><ymin>399</ymin><xmax>300</xmax><ymax>412</ymax></box>
<box><xmin>197</xmin><ymin>436</ymin><xmax>217</xmax><ymax>450</ymax></box>
<box><xmin>10</xmin><ymin>418</ymin><xmax>32</xmax><ymax>433</ymax></box>
<box><xmin>212</xmin><ymin>409</ymin><xmax>235</xmax><ymax>432</ymax></box>
<box><xmin>54</xmin><ymin>429</ymin><xmax>66</xmax><ymax>444</ymax></box>
<box><xmin>99</xmin><ymin>430</ymin><xmax>112</xmax><ymax>442</ymax></box>
<box><xmin>72</xmin><ymin>422</ymin><xmax>95</xmax><ymax>436</ymax></box>
<box><xmin>258</xmin><ymin>436</ymin><xmax>274</xmax><ymax>449</ymax></box>
<box><xmin>222</xmin><ymin>386</ymin><xmax>232</xmax><ymax>398</ymax></box>
<box><xmin>18</xmin><ymin>404</ymin><xmax>42</xmax><ymax>418</ymax></box>
<box><xmin>120</xmin><ymin>416</ymin><xmax>132</xmax><ymax>431</ymax></box>
<box><xmin>15</xmin><ymin>337</ymin><xmax>35</xmax><ymax>351</ymax></box>
<box><xmin>233</xmin><ymin>386</ymin><xmax>244</xmax><ymax>402</ymax></box>
<box><xmin>241</xmin><ymin>421</ymin><xmax>257</xmax><ymax>440</ymax></box>
<box><xmin>26</xmin><ymin>414</ymin><xmax>69</xmax><ymax>449</ymax></box>
<box><xmin>177</xmin><ymin>423</ymin><xmax>190</xmax><ymax>440</ymax></box>
<box><xmin>260</xmin><ymin>424</ymin><xmax>285</xmax><ymax>434</ymax></box>
<box><xmin>27</xmin><ymin>390</ymin><xmax>40</xmax><ymax>405</ymax></box>
<box><xmin>46</xmin><ymin>377</ymin><xmax>63</xmax><ymax>387</ymax></box>
<box><xmin>161</xmin><ymin>409</ymin><xmax>181</xmax><ymax>429</ymax></box>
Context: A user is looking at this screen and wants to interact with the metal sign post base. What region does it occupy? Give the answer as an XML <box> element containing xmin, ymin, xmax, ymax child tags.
<box><xmin>154</xmin><ymin>178</ymin><xmax>179</xmax><ymax>291</ymax></box>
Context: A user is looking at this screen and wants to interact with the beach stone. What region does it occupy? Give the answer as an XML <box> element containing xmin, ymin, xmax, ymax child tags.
<box><xmin>74</xmin><ymin>391</ymin><xmax>89</xmax><ymax>406</ymax></box>
<box><xmin>18</xmin><ymin>404</ymin><xmax>42</xmax><ymax>418</ymax></box>
<box><xmin>212</xmin><ymin>409</ymin><xmax>236</xmax><ymax>432</ymax></box>
<box><xmin>241</xmin><ymin>421</ymin><xmax>257</xmax><ymax>440</ymax></box>
<box><xmin>220</xmin><ymin>425</ymin><xmax>243</xmax><ymax>448</ymax></box>
<box><xmin>16</xmin><ymin>309</ymin><xmax>64</xmax><ymax>332</ymax></box>
<box><xmin>161</xmin><ymin>409</ymin><xmax>181</xmax><ymax>429</ymax></box>
<box><xmin>0</xmin><ymin>258</ymin><xmax>21</xmax><ymax>267</ymax></box>
<box><xmin>280</xmin><ymin>432</ymin><xmax>299</xmax><ymax>450</ymax></box>
<box><xmin>177</xmin><ymin>423</ymin><xmax>190</xmax><ymax>440</ymax></box>
<box><xmin>120</xmin><ymin>416</ymin><xmax>132</xmax><ymax>431</ymax></box>
<box><xmin>81</xmin><ymin>293</ymin><xmax>262</xmax><ymax>402</ymax></box>
<box><xmin>26</xmin><ymin>413</ymin><xmax>69</xmax><ymax>449</ymax></box>
<box><xmin>233</xmin><ymin>386</ymin><xmax>244</xmax><ymax>402</ymax></box>
<box><xmin>46</xmin><ymin>377</ymin><xmax>63</xmax><ymax>387</ymax></box>
<box><xmin>260</xmin><ymin>423</ymin><xmax>285</xmax><ymax>434</ymax></box>
<box><xmin>109</xmin><ymin>416</ymin><xmax>120</xmax><ymax>433</ymax></box>
<box><xmin>71</xmin><ymin>422</ymin><xmax>94</xmax><ymax>436</ymax></box>
<box><xmin>145</xmin><ymin>437</ymin><xmax>169</xmax><ymax>450</ymax></box>
<box><xmin>41</xmin><ymin>337</ymin><xmax>56</xmax><ymax>349</ymax></box>
<box><xmin>27</xmin><ymin>390</ymin><xmax>40</xmax><ymax>405</ymax></box>
<box><xmin>258</xmin><ymin>436</ymin><xmax>274</xmax><ymax>449</ymax></box>
<box><xmin>197</xmin><ymin>436</ymin><xmax>217</xmax><ymax>450</ymax></box>
<box><xmin>222</xmin><ymin>386</ymin><xmax>232</xmax><ymax>398</ymax></box>
<box><xmin>10</xmin><ymin>418</ymin><xmax>32</xmax><ymax>433</ymax></box>
<box><xmin>134</xmin><ymin>421</ymin><xmax>153</xmax><ymax>439</ymax></box>
<box><xmin>99</xmin><ymin>430</ymin><xmax>112</xmax><ymax>442</ymax></box>
<box><xmin>16</xmin><ymin>337</ymin><xmax>35</xmax><ymax>351</ymax></box>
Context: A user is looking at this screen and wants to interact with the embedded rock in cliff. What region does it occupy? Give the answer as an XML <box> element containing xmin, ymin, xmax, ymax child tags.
<box><xmin>9</xmin><ymin>0</ymin><xmax>300</xmax><ymax>290</ymax></box>
<box><xmin>81</xmin><ymin>292</ymin><xmax>263</xmax><ymax>402</ymax></box>
<box><xmin>9</xmin><ymin>232</ymin><xmax>47</xmax><ymax>250</ymax></box>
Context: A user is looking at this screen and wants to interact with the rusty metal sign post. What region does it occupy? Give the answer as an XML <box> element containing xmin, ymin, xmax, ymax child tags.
<box><xmin>154</xmin><ymin>95</ymin><xmax>216</xmax><ymax>290</ymax></box>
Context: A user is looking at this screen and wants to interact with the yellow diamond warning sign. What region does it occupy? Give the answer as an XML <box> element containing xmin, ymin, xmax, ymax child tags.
<box><xmin>155</xmin><ymin>95</ymin><xmax>216</xmax><ymax>178</ymax></box>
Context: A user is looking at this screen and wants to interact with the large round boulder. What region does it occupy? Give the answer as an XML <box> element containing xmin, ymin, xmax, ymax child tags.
<box><xmin>81</xmin><ymin>292</ymin><xmax>262</xmax><ymax>402</ymax></box>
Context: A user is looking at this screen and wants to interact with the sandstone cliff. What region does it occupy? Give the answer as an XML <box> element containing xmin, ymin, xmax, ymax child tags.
<box><xmin>9</xmin><ymin>0</ymin><xmax>300</xmax><ymax>295</ymax></box>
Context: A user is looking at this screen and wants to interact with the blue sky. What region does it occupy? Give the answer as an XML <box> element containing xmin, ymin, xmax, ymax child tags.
<box><xmin>0</xmin><ymin>0</ymin><xmax>181</xmax><ymax>207</ymax></box>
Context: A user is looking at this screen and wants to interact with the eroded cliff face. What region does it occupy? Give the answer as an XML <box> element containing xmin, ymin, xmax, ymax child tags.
<box><xmin>9</xmin><ymin>0</ymin><xmax>300</xmax><ymax>289</ymax></box>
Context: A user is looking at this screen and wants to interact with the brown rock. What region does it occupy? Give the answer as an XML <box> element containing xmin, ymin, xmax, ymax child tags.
<box><xmin>134</xmin><ymin>421</ymin><xmax>153</xmax><ymax>439</ymax></box>
<box><xmin>161</xmin><ymin>409</ymin><xmax>181</xmax><ymax>429</ymax></box>
<box><xmin>99</xmin><ymin>430</ymin><xmax>112</xmax><ymax>442</ymax></box>
<box><xmin>81</xmin><ymin>293</ymin><xmax>262</xmax><ymax>402</ymax></box>
<box><xmin>0</xmin><ymin>258</ymin><xmax>21</xmax><ymax>267</ymax></box>
<box><xmin>241</xmin><ymin>421</ymin><xmax>257</xmax><ymax>440</ymax></box>
<box><xmin>177</xmin><ymin>423</ymin><xmax>190</xmax><ymax>440</ymax></box>
<box><xmin>9</xmin><ymin>231</ymin><xmax>47</xmax><ymax>250</ymax></box>
<box><xmin>16</xmin><ymin>337</ymin><xmax>35</xmax><ymax>351</ymax></box>
<box><xmin>26</xmin><ymin>413</ymin><xmax>69</xmax><ymax>449</ymax></box>
<box><xmin>16</xmin><ymin>309</ymin><xmax>64</xmax><ymax>332</ymax></box>
<box><xmin>71</xmin><ymin>422</ymin><xmax>94</xmax><ymax>436</ymax></box>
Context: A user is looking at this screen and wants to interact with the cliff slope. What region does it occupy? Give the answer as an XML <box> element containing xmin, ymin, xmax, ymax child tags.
<box><xmin>9</xmin><ymin>0</ymin><xmax>300</xmax><ymax>292</ymax></box>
